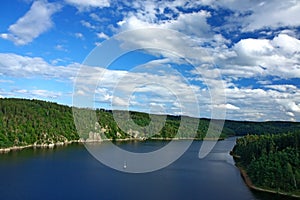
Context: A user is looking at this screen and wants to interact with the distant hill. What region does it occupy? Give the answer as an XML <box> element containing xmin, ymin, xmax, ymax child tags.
<box><xmin>0</xmin><ymin>98</ymin><xmax>299</xmax><ymax>148</ymax></box>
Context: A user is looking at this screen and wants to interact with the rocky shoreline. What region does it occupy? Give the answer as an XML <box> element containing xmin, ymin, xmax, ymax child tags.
<box><xmin>0</xmin><ymin>140</ymin><xmax>81</xmax><ymax>153</ymax></box>
<box><xmin>0</xmin><ymin>137</ymin><xmax>225</xmax><ymax>153</ymax></box>
<box><xmin>0</xmin><ymin>137</ymin><xmax>148</xmax><ymax>153</ymax></box>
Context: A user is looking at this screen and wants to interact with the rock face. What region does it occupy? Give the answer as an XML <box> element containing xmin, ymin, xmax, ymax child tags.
<box><xmin>127</xmin><ymin>129</ymin><xmax>140</xmax><ymax>138</ymax></box>
<box><xmin>86</xmin><ymin>131</ymin><xmax>102</xmax><ymax>142</ymax></box>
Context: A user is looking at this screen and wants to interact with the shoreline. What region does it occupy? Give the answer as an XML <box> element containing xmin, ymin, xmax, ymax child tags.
<box><xmin>0</xmin><ymin>140</ymin><xmax>80</xmax><ymax>153</ymax></box>
<box><xmin>148</xmin><ymin>137</ymin><xmax>224</xmax><ymax>141</ymax></box>
<box><xmin>236</xmin><ymin>165</ymin><xmax>300</xmax><ymax>199</ymax></box>
<box><xmin>0</xmin><ymin>137</ymin><xmax>225</xmax><ymax>153</ymax></box>
<box><xmin>231</xmin><ymin>150</ymin><xmax>300</xmax><ymax>198</ymax></box>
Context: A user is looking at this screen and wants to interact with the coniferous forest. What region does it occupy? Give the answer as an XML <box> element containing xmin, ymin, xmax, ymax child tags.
<box><xmin>232</xmin><ymin>132</ymin><xmax>300</xmax><ymax>196</ymax></box>
<box><xmin>0</xmin><ymin>98</ymin><xmax>300</xmax><ymax>149</ymax></box>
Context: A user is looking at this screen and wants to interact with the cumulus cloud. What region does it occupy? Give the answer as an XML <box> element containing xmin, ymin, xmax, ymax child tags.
<box><xmin>234</xmin><ymin>38</ymin><xmax>274</xmax><ymax>57</ymax></box>
<box><xmin>272</xmin><ymin>34</ymin><xmax>300</xmax><ymax>54</ymax></box>
<box><xmin>218</xmin><ymin>33</ymin><xmax>300</xmax><ymax>79</ymax></box>
<box><xmin>0</xmin><ymin>1</ymin><xmax>61</xmax><ymax>45</ymax></box>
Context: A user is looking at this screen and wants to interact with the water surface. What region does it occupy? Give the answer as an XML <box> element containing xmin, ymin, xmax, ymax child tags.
<box><xmin>0</xmin><ymin>138</ymin><xmax>289</xmax><ymax>200</ymax></box>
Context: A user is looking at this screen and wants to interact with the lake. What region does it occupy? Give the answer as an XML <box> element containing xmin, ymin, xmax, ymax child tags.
<box><xmin>0</xmin><ymin>137</ymin><xmax>293</xmax><ymax>200</ymax></box>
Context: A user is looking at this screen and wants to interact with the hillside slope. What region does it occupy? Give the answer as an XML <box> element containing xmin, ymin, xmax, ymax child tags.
<box><xmin>0</xmin><ymin>98</ymin><xmax>299</xmax><ymax>148</ymax></box>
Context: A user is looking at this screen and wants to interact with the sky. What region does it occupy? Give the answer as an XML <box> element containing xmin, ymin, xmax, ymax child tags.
<box><xmin>0</xmin><ymin>0</ymin><xmax>300</xmax><ymax>122</ymax></box>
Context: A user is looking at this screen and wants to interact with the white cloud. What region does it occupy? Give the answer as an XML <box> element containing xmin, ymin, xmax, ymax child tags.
<box><xmin>113</xmin><ymin>0</ymin><xmax>300</xmax><ymax>83</ymax></box>
<box><xmin>214</xmin><ymin>103</ymin><xmax>240</xmax><ymax>110</ymax></box>
<box><xmin>115</xmin><ymin>0</ymin><xmax>215</xmax><ymax>43</ymax></box>
<box><xmin>94</xmin><ymin>1</ymin><xmax>300</xmax><ymax>121</ymax></box>
<box><xmin>118</xmin><ymin>10</ymin><xmax>212</xmax><ymax>39</ymax></box>
<box><xmin>1</xmin><ymin>49</ymin><xmax>299</xmax><ymax>121</ymax></box>
<box><xmin>287</xmin><ymin>112</ymin><xmax>295</xmax><ymax>117</ymax></box>
<box><xmin>0</xmin><ymin>1</ymin><xmax>61</xmax><ymax>45</ymax></box>
<box><xmin>115</xmin><ymin>27</ymin><xmax>217</xmax><ymax>67</ymax></box>
<box><xmin>221</xmin><ymin>86</ymin><xmax>300</xmax><ymax>121</ymax></box>
<box><xmin>164</xmin><ymin>11</ymin><xmax>212</xmax><ymax>38</ymax></box>
<box><xmin>201</xmin><ymin>0</ymin><xmax>300</xmax><ymax>32</ymax></box>
<box><xmin>120</xmin><ymin>0</ymin><xmax>296</xmax><ymax>35</ymax></box>
<box><xmin>118</xmin><ymin>15</ymin><xmax>154</xmax><ymax>30</ymax></box>
<box><xmin>0</xmin><ymin>53</ymin><xmax>78</xmax><ymax>80</ymax></box>
<box><xmin>219</xmin><ymin>33</ymin><xmax>300</xmax><ymax>79</ymax></box>
<box><xmin>80</xmin><ymin>20</ymin><xmax>96</xmax><ymax>29</ymax></box>
<box><xmin>89</xmin><ymin>13</ymin><xmax>102</xmax><ymax>22</ymax></box>
<box><xmin>55</xmin><ymin>44</ymin><xmax>68</xmax><ymax>52</ymax></box>
<box><xmin>272</xmin><ymin>34</ymin><xmax>300</xmax><ymax>54</ymax></box>
<box><xmin>75</xmin><ymin>32</ymin><xmax>84</xmax><ymax>39</ymax></box>
<box><xmin>94</xmin><ymin>42</ymin><xmax>101</xmax><ymax>46</ymax></box>
<box><xmin>241</xmin><ymin>1</ymin><xmax>300</xmax><ymax>32</ymax></box>
<box><xmin>234</xmin><ymin>38</ymin><xmax>274</xmax><ymax>57</ymax></box>
<box><xmin>74</xmin><ymin>58</ymin><xmax>202</xmax><ymax>117</ymax></box>
<box><xmin>13</xmin><ymin>89</ymin><xmax>62</xmax><ymax>99</ymax></box>
<box><xmin>276</xmin><ymin>100</ymin><xmax>300</xmax><ymax>113</ymax></box>
<box><xmin>264</xmin><ymin>84</ymin><xmax>297</xmax><ymax>92</ymax></box>
<box><xmin>64</xmin><ymin>0</ymin><xmax>110</xmax><ymax>11</ymax></box>
<box><xmin>0</xmin><ymin>79</ymin><xmax>14</xmax><ymax>84</ymax></box>
<box><xmin>96</xmin><ymin>32</ymin><xmax>109</xmax><ymax>40</ymax></box>
<box><xmin>112</xmin><ymin>96</ymin><xmax>130</xmax><ymax>107</ymax></box>
<box><xmin>288</xmin><ymin>103</ymin><xmax>300</xmax><ymax>113</ymax></box>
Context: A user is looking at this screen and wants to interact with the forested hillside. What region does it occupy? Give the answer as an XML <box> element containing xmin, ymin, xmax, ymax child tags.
<box><xmin>0</xmin><ymin>98</ymin><xmax>300</xmax><ymax>149</ymax></box>
<box><xmin>232</xmin><ymin>132</ymin><xmax>300</xmax><ymax>196</ymax></box>
<box><xmin>0</xmin><ymin>98</ymin><xmax>78</xmax><ymax>148</ymax></box>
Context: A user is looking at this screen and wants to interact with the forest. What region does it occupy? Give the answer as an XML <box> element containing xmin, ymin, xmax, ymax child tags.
<box><xmin>0</xmin><ymin>98</ymin><xmax>300</xmax><ymax>149</ymax></box>
<box><xmin>232</xmin><ymin>132</ymin><xmax>300</xmax><ymax>195</ymax></box>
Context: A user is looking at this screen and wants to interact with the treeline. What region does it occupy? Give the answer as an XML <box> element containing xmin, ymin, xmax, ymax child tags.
<box><xmin>0</xmin><ymin>98</ymin><xmax>300</xmax><ymax>149</ymax></box>
<box><xmin>224</xmin><ymin>120</ymin><xmax>300</xmax><ymax>136</ymax></box>
<box><xmin>232</xmin><ymin>132</ymin><xmax>300</xmax><ymax>195</ymax></box>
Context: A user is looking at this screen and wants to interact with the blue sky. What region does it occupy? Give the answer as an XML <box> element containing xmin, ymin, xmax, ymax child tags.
<box><xmin>0</xmin><ymin>0</ymin><xmax>300</xmax><ymax>121</ymax></box>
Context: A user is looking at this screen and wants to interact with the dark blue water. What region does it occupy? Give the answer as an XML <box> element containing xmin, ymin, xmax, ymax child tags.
<box><xmin>0</xmin><ymin>138</ymin><xmax>290</xmax><ymax>200</ymax></box>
